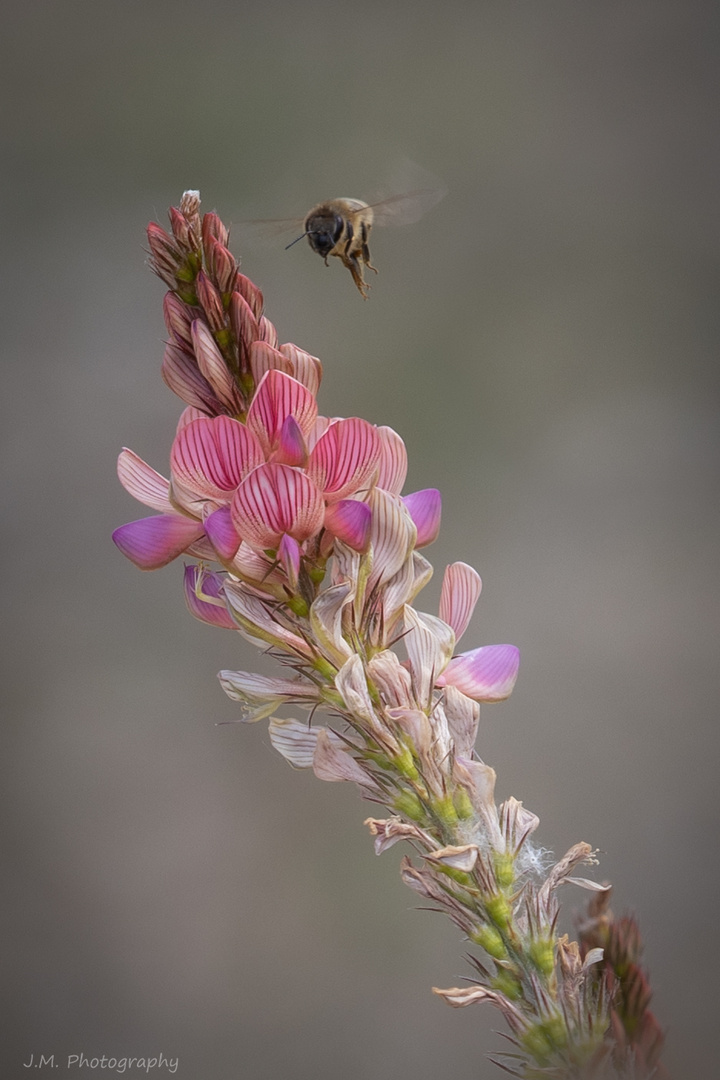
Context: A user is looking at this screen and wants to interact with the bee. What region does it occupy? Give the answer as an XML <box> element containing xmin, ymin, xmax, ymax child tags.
<box><xmin>246</xmin><ymin>182</ymin><xmax>446</xmax><ymax>298</ymax></box>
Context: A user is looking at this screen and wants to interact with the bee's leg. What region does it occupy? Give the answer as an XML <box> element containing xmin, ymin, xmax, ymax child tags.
<box><xmin>340</xmin><ymin>250</ymin><xmax>370</xmax><ymax>298</ymax></box>
<box><xmin>360</xmin><ymin>223</ymin><xmax>378</xmax><ymax>275</ymax></box>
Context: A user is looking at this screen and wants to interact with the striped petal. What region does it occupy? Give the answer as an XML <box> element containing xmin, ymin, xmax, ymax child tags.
<box><xmin>191</xmin><ymin>320</ymin><xmax>240</xmax><ymax>411</ymax></box>
<box><xmin>117</xmin><ymin>449</ymin><xmax>173</xmax><ymax>512</ymax></box>
<box><xmin>203</xmin><ymin>505</ymin><xmax>241</xmax><ymax>561</ymax></box>
<box><xmin>278</xmin><ymin>533</ymin><xmax>301</xmax><ymax>590</ymax></box>
<box><xmin>403</xmin><ymin>608</ymin><xmax>456</xmax><ymax>708</ymax></box>
<box><xmin>231</xmin><ymin>463</ymin><xmax>324</xmax><ymax>548</ymax></box>
<box><xmin>375</xmin><ymin>426</ymin><xmax>408</xmax><ymax>494</ymax></box>
<box><xmin>248</xmin><ymin>340</ymin><xmax>292</xmax><ymax>388</ymax></box>
<box><xmin>162</xmin><ymin>342</ymin><xmax>219</xmax><ymax>413</ymax></box>
<box><xmin>223</xmin><ymin>580</ymin><xmax>312</xmax><ymax>655</ymax></box>
<box><xmin>402</xmin><ymin>488</ymin><xmax>441</xmax><ymax>547</ymax></box>
<box><xmin>246</xmin><ymin>369</ymin><xmax>318</xmax><ymax>455</ymax></box>
<box><xmin>313</xmin><ymin>728</ymin><xmax>375</xmax><ymax>787</ymax></box>
<box><xmin>183</xmin><ymin>565</ymin><xmax>236</xmax><ymax>629</ymax></box>
<box><xmin>323</xmin><ymin>499</ymin><xmax>371</xmax><ymax>552</ymax></box>
<box><xmin>219</xmin><ymin>669</ymin><xmax>320</xmax><ymax>722</ymax></box>
<box><xmin>112</xmin><ymin>514</ymin><xmax>204</xmax><ymax>570</ymax></box>
<box><xmin>171</xmin><ymin>416</ymin><xmax>264</xmax><ymax>499</ymax></box>
<box><xmin>439</xmin><ymin>562</ymin><xmax>482</xmax><ymax>643</ymax></box>
<box><xmin>436</xmin><ymin>644</ymin><xmax>520</xmax><ymax>702</ymax></box>
<box><xmin>279</xmin><ymin>343</ymin><xmax>322</xmax><ymax>395</ymax></box>
<box><xmin>306</xmin><ymin>418</ymin><xmax>380</xmax><ymax>502</ymax></box>
<box><xmin>269</xmin><ymin>717</ymin><xmax>321</xmax><ymax>769</ymax></box>
<box><xmin>366</xmin><ymin>488</ymin><xmax>417</xmax><ymax>590</ymax></box>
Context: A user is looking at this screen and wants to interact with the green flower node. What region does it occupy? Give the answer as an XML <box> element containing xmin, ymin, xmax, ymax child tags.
<box><xmin>484</xmin><ymin>892</ymin><xmax>512</xmax><ymax>929</ymax></box>
<box><xmin>432</xmin><ymin>793</ymin><xmax>458</xmax><ymax>827</ymax></box>
<box><xmin>493</xmin><ymin>851</ymin><xmax>515</xmax><ymax>889</ymax></box>
<box><xmin>392</xmin><ymin>791</ymin><xmax>426</xmax><ymax>823</ymax></box>
<box><xmin>452</xmin><ymin>787</ymin><xmax>474</xmax><ymax>820</ymax></box>
<box><xmin>470</xmin><ymin>924</ymin><xmax>507</xmax><ymax>960</ymax></box>
<box><xmin>528</xmin><ymin>937</ymin><xmax>555</xmax><ymax>977</ymax></box>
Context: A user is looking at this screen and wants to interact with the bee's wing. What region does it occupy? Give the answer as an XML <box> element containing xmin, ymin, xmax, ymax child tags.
<box><xmin>364</xmin><ymin>186</ymin><xmax>447</xmax><ymax>227</ymax></box>
<box><xmin>233</xmin><ymin>214</ymin><xmax>307</xmax><ymax>244</ymax></box>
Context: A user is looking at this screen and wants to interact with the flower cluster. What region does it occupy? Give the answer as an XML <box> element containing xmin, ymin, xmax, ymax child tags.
<box><xmin>114</xmin><ymin>192</ymin><xmax>666</xmax><ymax>1079</ymax></box>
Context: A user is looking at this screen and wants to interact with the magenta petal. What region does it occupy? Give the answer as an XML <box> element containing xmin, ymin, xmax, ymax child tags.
<box><xmin>231</xmin><ymin>463</ymin><xmax>325</xmax><ymax>548</ymax></box>
<box><xmin>183</xmin><ymin>566</ymin><xmax>236</xmax><ymax>629</ymax></box>
<box><xmin>278</xmin><ymin>533</ymin><xmax>301</xmax><ymax>590</ymax></box>
<box><xmin>112</xmin><ymin>514</ymin><xmax>205</xmax><ymax>570</ymax></box>
<box><xmin>436</xmin><ymin>644</ymin><xmax>520</xmax><ymax>703</ymax></box>
<box><xmin>204</xmin><ymin>505</ymin><xmax>241</xmax><ymax>561</ymax></box>
<box><xmin>402</xmin><ymin>488</ymin><xmax>442</xmax><ymax>547</ymax></box>
<box><xmin>273</xmin><ymin>415</ymin><xmax>308</xmax><ymax>467</ymax></box>
<box><xmin>324</xmin><ymin>499</ymin><xmax>371</xmax><ymax>552</ymax></box>
<box><xmin>171</xmin><ymin>416</ymin><xmax>264</xmax><ymax>499</ymax></box>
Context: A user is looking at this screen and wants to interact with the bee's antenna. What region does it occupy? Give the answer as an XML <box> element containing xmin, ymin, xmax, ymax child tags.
<box><xmin>285</xmin><ymin>232</ymin><xmax>310</xmax><ymax>251</ymax></box>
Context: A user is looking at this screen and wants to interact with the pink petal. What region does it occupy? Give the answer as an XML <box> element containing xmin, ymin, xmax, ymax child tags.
<box><xmin>306</xmin><ymin>418</ymin><xmax>380</xmax><ymax>502</ymax></box>
<box><xmin>273</xmin><ymin>415</ymin><xmax>308</xmax><ymax>467</ymax></box>
<box><xmin>233</xmin><ymin>273</ymin><xmax>264</xmax><ymax>322</ymax></box>
<box><xmin>278</xmin><ymin>533</ymin><xmax>301</xmax><ymax>590</ymax></box>
<box><xmin>163</xmin><ymin>292</ymin><xmax>194</xmax><ymax>349</ymax></box>
<box><xmin>112</xmin><ymin>514</ymin><xmax>205</xmax><ymax>570</ymax></box>
<box><xmin>436</xmin><ymin>644</ymin><xmax>520</xmax><ymax>702</ymax></box>
<box><xmin>323</xmin><ymin>499</ymin><xmax>371</xmax><ymax>552</ymax></box>
<box><xmin>183</xmin><ymin>565</ymin><xmax>236</xmax><ymax>629</ymax></box>
<box><xmin>203</xmin><ymin>505</ymin><xmax>242</xmax><ymax>561</ymax></box>
<box><xmin>246</xmin><ymin>369</ymin><xmax>318</xmax><ymax>456</ymax></box>
<box><xmin>439</xmin><ymin>562</ymin><xmax>482</xmax><ymax>643</ymax></box>
<box><xmin>375</xmin><ymin>426</ymin><xmax>408</xmax><ymax>494</ymax></box>
<box><xmin>171</xmin><ymin>416</ymin><xmax>264</xmax><ymax>499</ymax></box>
<box><xmin>258</xmin><ymin>315</ymin><xmax>279</xmax><ymax>348</ymax></box>
<box><xmin>402</xmin><ymin>488</ymin><xmax>441</xmax><ymax>547</ymax></box>
<box><xmin>231</xmin><ymin>463</ymin><xmax>324</xmax><ymax>549</ymax></box>
<box><xmin>191</xmin><ymin>320</ymin><xmax>240</xmax><ymax>411</ymax></box>
<box><xmin>366</xmin><ymin>488</ymin><xmax>416</xmax><ymax>590</ymax></box>
<box><xmin>117</xmin><ymin>449</ymin><xmax>172</xmax><ymax>512</ymax></box>
<box><xmin>229</xmin><ymin>291</ymin><xmax>259</xmax><ymax>368</ymax></box>
<box><xmin>279</xmin><ymin>343</ymin><xmax>322</xmax><ymax>395</ymax></box>
<box><xmin>176</xmin><ymin>406</ymin><xmax>209</xmax><ymax>433</ymax></box>
<box><xmin>248</xmin><ymin>340</ymin><xmax>292</xmax><ymax>388</ymax></box>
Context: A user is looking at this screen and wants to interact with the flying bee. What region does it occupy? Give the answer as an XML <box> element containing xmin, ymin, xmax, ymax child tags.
<box><xmin>245</xmin><ymin>182</ymin><xmax>446</xmax><ymax>298</ymax></box>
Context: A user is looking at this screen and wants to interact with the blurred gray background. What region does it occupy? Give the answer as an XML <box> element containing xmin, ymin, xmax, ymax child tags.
<box><xmin>2</xmin><ymin>2</ymin><xmax>718</xmax><ymax>1077</ymax></box>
